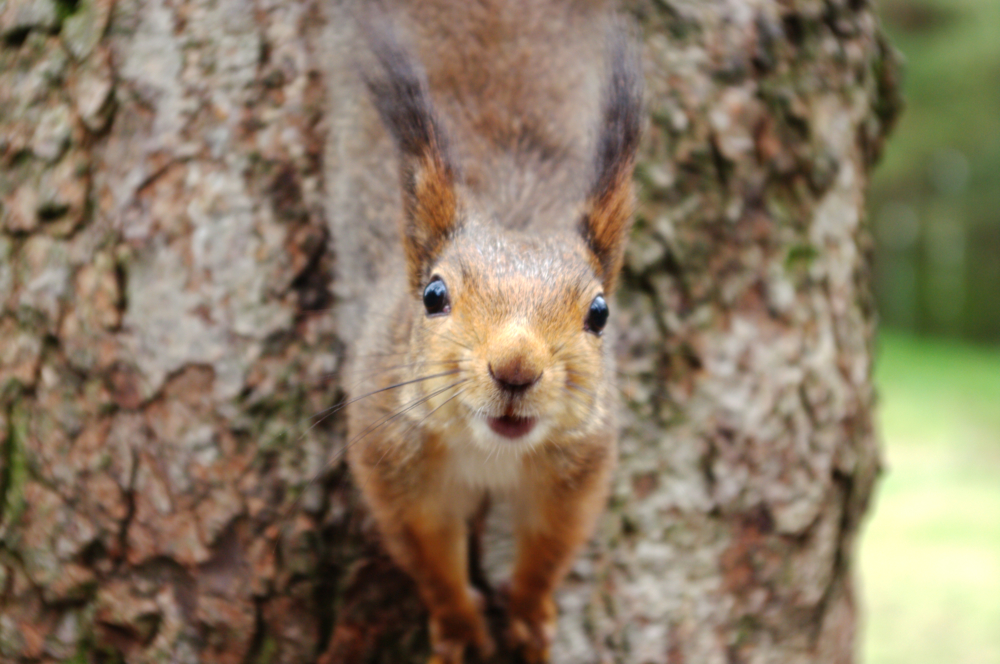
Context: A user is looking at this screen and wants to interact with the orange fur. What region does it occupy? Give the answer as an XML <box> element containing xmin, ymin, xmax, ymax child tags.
<box><xmin>584</xmin><ymin>169</ymin><xmax>636</xmax><ymax>292</ymax></box>
<box><xmin>348</xmin><ymin>3</ymin><xmax>642</xmax><ymax>662</ymax></box>
<box><xmin>404</xmin><ymin>151</ymin><xmax>459</xmax><ymax>291</ymax></box>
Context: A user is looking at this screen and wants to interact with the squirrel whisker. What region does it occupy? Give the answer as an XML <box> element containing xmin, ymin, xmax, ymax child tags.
<box><xmin>334</xmin><ymin>358</ymin><xmax>471</xmax><ymax>380</ymax></box>
<box><xmin>563</xmin><ymin>383</ymin><xmax>593</xmax><ymax>409</ymax></box>
<box><xmin>426</xmin><ymin>329</ymin><xmax>474</xmax><ymax>352</ymax></box>
<box><xmin>366</xmin><ymin>385</ymin><xmax>471</xmax><ymax>488</ymax></box>
<box><xmin>271</xmin><ymin>378</ymin><xmax>470</xmax><ymax>557</ymax></box>
<box><xmin>289</xmin><ymin>368</ymin><xmax>464</xmax><ymax>441</ymax></box>
<box><xmin>344</xmin><ymin>378</ymin><xmax>470</xmax><ymax>467</ymax></box>
<box><xmin>265</xmin><ymin>370</ymin><xmax>464</xmax><ymax>487</ymax></box>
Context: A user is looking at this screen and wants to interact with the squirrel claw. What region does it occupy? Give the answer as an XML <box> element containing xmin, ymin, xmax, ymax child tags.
<box><xmin>427</xmin><ymin>632</ymin><xmax>495</xmax><ymax>664</ymax></box>
<box><xmin>506</xmin><ymin>617</ymin><xmax>553</xmax><ymax>664</ymax></box>
<box><xmin>468</xmin><ymin>586</ymin><xmax>488</xmax><ymax>613</ymax></box>
<box><xmin>500</xmin><ymin>585</ymin><xmax>556</xmax><ymax>664</ymax></box>
<box><xmin>427</xmin><ymin>654</ymin><xmax>458</xmax><ymax>664</ymax></box>
<box><xmin>427</xmin><ymin>593</ymin><xmax>495</xmax><ymax>664</ymax></box>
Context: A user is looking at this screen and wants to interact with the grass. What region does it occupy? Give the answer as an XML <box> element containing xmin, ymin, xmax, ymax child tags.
<box><xmin>860</xmin><ymin>330</ymin><xmax>1000</xmax><ymax>664</ymax></box>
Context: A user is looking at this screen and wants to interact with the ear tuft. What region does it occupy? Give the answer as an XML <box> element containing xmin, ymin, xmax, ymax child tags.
<box><xmin>363</xmin><ymin>19</ymin><xmax>459</xmax><ymax>292</ymax></box>
<box><xmin>580</xmin><ymin>24</ymin><xmax>644</xmax><ymax>292</ymax></box>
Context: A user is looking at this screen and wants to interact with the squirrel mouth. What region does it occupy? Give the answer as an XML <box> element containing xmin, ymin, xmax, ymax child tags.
<box><xmin>486</xmin><ymin>414</ymin><xmax>537</xmax><ymax>439</ymax></box>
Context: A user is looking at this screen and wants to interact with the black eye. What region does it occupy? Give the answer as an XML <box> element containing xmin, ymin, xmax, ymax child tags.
<box><xmin>423</xmin><ymin>277</ymin><xmax>450</xmax><ymax>316</ymax></box>
<box><xmin>585</xmin><ymin>295</ymin><xmax>609</xmax><ymax>334</ymax></box>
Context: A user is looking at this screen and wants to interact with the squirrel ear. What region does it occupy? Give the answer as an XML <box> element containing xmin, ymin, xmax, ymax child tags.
<box><xmin>363</xmin><ymin>21</ymin><xmax>459</xmax><ymax>292</ymax></box>
<box><xmin>580</xmin><ymin>26</ymin><xmax>643</xmax><ymax>293</ymax></box>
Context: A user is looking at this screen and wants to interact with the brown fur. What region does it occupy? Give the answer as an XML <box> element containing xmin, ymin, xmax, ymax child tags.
<box><xmin>405</xmin><ymin>151</ymin><xmax>459</xmax><ymax>291</ymax></box>
<box><xmin>344</xmin><ymin>2</ymin><xmax>642</xmax><ymax>662</ymax></box>
<box><xmin>584</xmin><ymin>167</ymin><xmax>636</xmax><ymax>292</ymax></box>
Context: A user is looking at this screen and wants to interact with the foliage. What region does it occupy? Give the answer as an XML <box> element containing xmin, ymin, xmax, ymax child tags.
<box><xmin>871</xmin><ymin>0</ymin><xmax>1000</xmax><ymax>340</ymax></box>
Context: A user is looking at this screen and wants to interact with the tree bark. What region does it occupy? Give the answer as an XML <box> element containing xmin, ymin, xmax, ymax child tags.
<box><xmin>0</xmin><ymin>0</ymin><xmax>900</xmax><ymax>662</ymax></box>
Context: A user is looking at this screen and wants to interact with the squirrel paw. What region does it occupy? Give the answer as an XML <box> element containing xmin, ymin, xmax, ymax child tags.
<box><xmin>427</xmin><ymin>590</ymin><xmax>495</xmax><ymax>664</ymax></box>
<box><xmin>427</xmin><ymin>628</ymin><xmax>495</xmax><ymax>664</ymax></box>
<box><xmin>502</xmin><ymin>586</ymin><xmax>557</xmax><ymax>664</ymax></box>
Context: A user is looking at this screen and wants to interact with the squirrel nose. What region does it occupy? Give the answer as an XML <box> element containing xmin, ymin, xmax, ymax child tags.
<box><xmin>489</xmin><ymin>357</ymin><xmax>542</xmax><ymax>394</ymax></box>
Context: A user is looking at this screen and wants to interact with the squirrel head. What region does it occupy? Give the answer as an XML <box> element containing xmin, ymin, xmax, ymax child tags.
<box><xmin>363</xmin><ymin>20</ymin><xmax>642</xmax><ymax>450</ymax></box>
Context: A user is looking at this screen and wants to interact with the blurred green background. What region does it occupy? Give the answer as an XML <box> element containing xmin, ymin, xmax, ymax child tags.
<box><xmin>861</xmin><ymin>0</ymin><xmax>1000</xmax><ymax>662</ymax></box>
<box><xmin>870</xmin><ymin>0</ymin><xmax>1000</xmax><ymax>340</ymax></box>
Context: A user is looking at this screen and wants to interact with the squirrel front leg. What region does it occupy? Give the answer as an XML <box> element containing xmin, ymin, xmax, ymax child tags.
<box><xmin>365</xmin><ymin>485</ymin><xmax>494</xmax><ymax>664</ymax></box>
<box><xmin>505</xmin><ymin>446</ymin><xmax>615</xmax><ymax>663</ymax></box>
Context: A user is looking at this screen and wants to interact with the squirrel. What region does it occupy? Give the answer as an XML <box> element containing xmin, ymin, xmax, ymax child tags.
<box><xmin>338</xmin><ymin>2</ymin><xmax>642</xmax><ymax>662</ymax></box>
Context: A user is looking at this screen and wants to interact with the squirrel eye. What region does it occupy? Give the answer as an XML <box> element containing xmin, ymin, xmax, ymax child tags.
<box><xmin>423</xmin><ymin>277</ymin><xmax>450</xmax><ymax>316</ymax></box>
<box><xmin>585</xmin><ymin>294</ymin><xmax>609</xmax><ymax>334</ymax></box>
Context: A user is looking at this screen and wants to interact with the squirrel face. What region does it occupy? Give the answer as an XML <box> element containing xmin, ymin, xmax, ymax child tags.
<box><xmin>362</xmin><ymin>17</ymin><xmax>642</xmax><ymax>454</ymax></box>
<box><xmin>406</xmin><ymin>225</ymin><xmax>610</xmax><ymax>451</ymax></box>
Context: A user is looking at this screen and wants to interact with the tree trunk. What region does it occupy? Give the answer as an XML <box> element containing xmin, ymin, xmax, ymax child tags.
<box><xmin>0</xmin><ymin>0</ymin><xmax>900</xmax><ymax>662</ymax></box>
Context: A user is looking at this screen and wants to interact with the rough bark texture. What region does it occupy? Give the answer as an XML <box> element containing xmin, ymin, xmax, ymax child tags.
<box><xmin>0</xmin><ymin>0</ymin><xmax>900</xmax><ymax>662</ymax></box>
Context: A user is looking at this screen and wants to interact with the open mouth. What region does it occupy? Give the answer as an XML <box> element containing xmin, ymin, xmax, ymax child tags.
<box><xmin>486</xmin><ymin>414</ymin><xmax>537</xmax><ymax>439</ymax></box>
